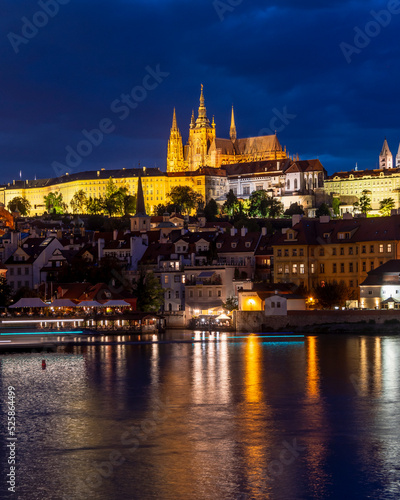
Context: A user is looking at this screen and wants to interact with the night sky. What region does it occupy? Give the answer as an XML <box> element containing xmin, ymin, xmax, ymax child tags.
<box><xmin>1</xmin><ymin>0</ymin><xmax>399</xmax><ymax>183</ymax></box>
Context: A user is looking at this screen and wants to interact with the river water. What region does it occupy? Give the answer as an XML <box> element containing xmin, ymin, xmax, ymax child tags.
<box><xmin>1</xmin><ymin>331</ymin><xmax>400</xmax><ymax>500</ymax></box>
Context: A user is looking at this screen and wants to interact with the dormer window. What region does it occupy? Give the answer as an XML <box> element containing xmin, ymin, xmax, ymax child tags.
<box><xmin>216</xmin><ymin>243</ymin><xmax>222</xmax><ymax>249</ymax></box>
<box><xmin>231</xmin><ymin>242</ymin><xmax>237</xmax><ymax>248</ymax></box>
<box><xmin>245</xmin><ymin>242</ymin><xmax>251</xmax><ymax>248</ymax></box>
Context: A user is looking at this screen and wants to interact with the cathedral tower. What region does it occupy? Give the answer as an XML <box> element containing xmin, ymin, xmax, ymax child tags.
<box><xmin>379</xmin><ymin>138</ymin><xmax>393</xmax><ymax>169</ymax></box>
<box><xmin>230</xmin><ymin>106</ymin><xmax>237</xmax><ymax>142</ymax></box>
<box><xmin>187</xmin><ymin>85</ymin><xmax>216</xmax><ymax>170</ymax></box>
<box><xmin>167</xmin><ymin>108</ymin><xmax>185</xmax><ymax>172</ymax></box>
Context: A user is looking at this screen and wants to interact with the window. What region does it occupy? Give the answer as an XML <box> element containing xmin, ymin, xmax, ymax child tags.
<box><xmin>243</xmin><ymin>186</ymin><xmax>250</xmax><ymax>195</ymax></box>
<box><xmin>340</xmin><ymin>248</ymin><xmax>344</xmax><ymax>255</ymax></box>
<box><xmin>349</xmin><ymin>262</ymin><xmax>353</xmax><ymax>272</ymax></box>
<box><xmin>388</xmin><ymin>244</ymin><xmax>392</xmax><ymax>252</ymax></box>
<box><xmin>349</xmin><ymin>247</ymin><xmax>353</xmax><ymax>255</ymax></box>
<box><xmin>271</xmin><ymin>301</ymin><xmax>275</xmax><ymax>308</ymax></box>
<box><xmin>292</xmin><ymin>249</ymin><xmax>297</xmax><ymax>257</ymax></box>
<box><xmin>340</xmin><ymin>263</ymin><xmax>344</xmax><ymax>273</ymax></box>
<box><xmin>379</xmin><ymin>244</ymin><xmax>384</xmax><ymax>253</ymax></box>
<box><xmin>332</xmin><ymin>248</ymin><xmax>337</xmax><ymax>256</ymax></box>
<box><xmin>362</xmin><ymin>262</ymin><xmax>366</xmax><ymax>272</ymax></box>
<box><xmin>368</xmin><ymin>290</ymin><xmax>372</xmax><ymax>295</ymax></box>
<box><xmin>362</xmin><ymin>245</ymin><xmax>366</xmax><ymax>253</ymax></box>
<box><xmin>208</xmin><ymin>290</ymin><xmax>212</xmax><ymax>297</ymax></box>
<box><xmin>299</xmin><ymin>249</ymin><xmax>304</xmax><ymax>257</ymax></box>
<box><xmin>277</xmin><ymin>301</ymin><xmax>281</xmax><ymax>308</ymax></box>
<box><xmin>333</xmin><ymin>263</ymin><xmax>337</xmax><ymax>273</ymax></box>
<box><xmin>320</xmin><ymin>263</ymin><xmax>325</xmax><ymax>273</ymax></box>
<box><xmin>349</xmin><ymin>280</ymin><xmax>354</xmax><ymax>288</ymax></box>
<box><xmin>370</xmin><ymin>245</ymin><xmax>374</xmax><ymax>253</ymax></box>
<box><xmin>370</xmin><ymin>261</ymin><xmax>374</xmax><ymax>271</ymax></box>
<box><xmin>198</xmin><ymin>290</ymin><xmax>202</xmax><ymax>298</ymax></box>
<box><xmin>319</xmin><ymin>248</ymin><xmax>324</xmax><ymax>256</ymax></box>
<box><xmin>311</xmin><ymin>248</ymin><xmax>314</xmax><ymax>257</ymax></box>
<box><xmin>197</xmin><ymin>180</ymin><xmax>201</xmax><ymax>185</ymax></box>
<box><xmin>189</xmin><ymin>290</ymin><xmax>193</xmax><ymax>298</ymax></box>
<box><xmin>278</xmin><ymin>265</ymin><xmax>283</xmax><ymax>274</ymax></box>
<box><xmin>256</xmin><ymin>185</ymin><xmax>263</xmax><ymax>191</ymax></box>
<box><xmin>17</xmin><ymin>268</ymin><xmax>21</xmax><ymax>276</ymax></box>
<box><xmin>25</xmin><ymin>268</ymin><xmax>29</xmax><ymax>275</ymax></box>
<box><xmin>277</xmin><ymin>249</ymin><xmax>282</xmax><ymax>257</ymax></box>
<box><xmin>10</xmin><ymin>268</ymin><xmax>14</xmax><ymax>276</ymax></box>
<box><xmin>174</xmin><ymin>275</ymin><xmax>180</xmax><ymax>282</ymax></box>
<box><xmin>284</xmin><ymin>249</ymin><xmax>289</xmax><ymax>257</ymax></box>
<box><xmin>217</xmin><ymin>290</ymin><xmax>221</xmax><ymax>297</ymax></box>
<box><xmin>175</xmin><ymin>291</ymin><xmax>179</xmax><ymax>298</ymax></box>
<box><xmin>288</xmin><ymin>233</ymin><xmax>293</xmax><ymax>240</ymax></box>
<box><xmin>292</xmin><ymin>264</ymin><xmax>298</xmax><ymax>274</ymax></box>
<box><xmin>300</xmin><ymin>264</ymin><xmax>305</xmax><ymax>274</ymax></box>
<box><xmin>164</xmin><ymin>276</ymin><xmax>169</xmax><ymax>284</ymax></box>
<box><xmin>311</xmin><ymin>264</ymin><xmax>315</xmax><ymax>274</ymax></box>
<box><xmin>182</xmin><ymin>275</ymin><xmax>186</xmax><ymax>284</ymax></box>
<box><xmin>284</xmin><ymin>265</ymin><xmax>290</xmax><ymax>274</ymax></box>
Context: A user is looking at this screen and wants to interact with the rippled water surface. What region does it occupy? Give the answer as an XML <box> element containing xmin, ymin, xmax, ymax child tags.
<box><xmin>1</xmin><ymin>332</ymin><xmax>400</xmax><ymax>499</ymax></box>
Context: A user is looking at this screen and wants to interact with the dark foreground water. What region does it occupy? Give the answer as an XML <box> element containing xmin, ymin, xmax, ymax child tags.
<box><xmin>1</xmin><ymin>332</ymin><xmax>400</xmax><ymax>500</ymax></box>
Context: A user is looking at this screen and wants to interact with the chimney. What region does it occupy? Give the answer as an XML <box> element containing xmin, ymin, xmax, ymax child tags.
<box><xmin>191</xmin><ymin>252</ymin><xmax>195</xmax><ymax>266</ymax></box>
<box><xmin>230</xmin><ymin>228</ymin><xmax>236</xmax><ymax>236</ymax></box>
<box><xmin>343</xmin><ymin>212</ymin><xmax>353</xmax><ymax>220</ymax></box>
<box><xmin>261</xmin><ymin>227</ymin><xmax>267</xmax><ymax>236</ymax></box>
<box><xmin>98</xmin><ymin>238</ymin><xmax>105</xmax><ymax>260</ymax></box>
<box><xmin>113</xmin><ymin>229</ymin><xmax>118</xmax><ymax>240</ymax></box>
<box><xmin>319</xmin><ymin>215</ymin><xmax>330</xmax><ymax>223</ymax></box>
<box><xmin>241</xmin><ymin>227</ymin><xmax>247</xmax><ymax>237</ymax></box>
<box><xmin>292</xmin><ymin>214</ymin><xmax>303</xmax><ymax>227</ymax></box>
<box><xmin>181</xmin><ymin>228</ymin><xmax>185</xmax><ymax>235</ymax></box>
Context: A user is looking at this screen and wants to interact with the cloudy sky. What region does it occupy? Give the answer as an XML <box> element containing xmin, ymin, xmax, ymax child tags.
<box><xmin>1</xmin><ymin>0</ymin><xmax>399</xmax><ymax>182</ymax></box>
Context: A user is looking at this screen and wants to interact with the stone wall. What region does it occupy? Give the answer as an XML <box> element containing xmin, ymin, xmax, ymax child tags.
<box><xmin>233</xmin><ymin>309</ymin><xmax>400</xmax><ymax>333</ymax></box>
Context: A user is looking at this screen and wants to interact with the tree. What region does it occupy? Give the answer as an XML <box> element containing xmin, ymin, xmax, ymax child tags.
<box><xmin>355</xmin><ymin>190</ymin><xmax>372</xmax><ymax>215</ymax></box>
<box><xmin>70</xmin><ymin>189</ymin><xmax>87</xmax><ymax>214</ymax></box>
<box><xmin>332</xmin><ymin>197</ymin><xmax>341</xmax><ymax>216</ymax></box>
<box><xmin>248</xmin><ymin>190</ymin><xmax>270</xmax><ymax>217</ymax></box>
<box><xmin>122</xmin><ymin>194</ymin><xmax>137</xmax><ymax>216</ymax></box>
<box><xmin>223</xmin><ymin>189</ymin><xmax>241</xmax><ymax>217</ymax></box>
<box><xmin>316</xmin><ymin>203</ymin><xmax>331</xmax><ymax>217</ymax></box>
<box><xmin>167</xmin><ymin>185</ymin><xmax>203</xmax><ymax>214</ymax></box>
<box><xmin>267</xmin><ymin>197</ymin><xmax>284</xmax><ymax>218</ymax></box>
<box><xmin>7</xmin><ymin>196</ymin><xmax>31</xmax><ymax>216</ymax></box>
<box><xmin>0</xmin><ymin>276</ymin><xmax>12</xmax><ymax>307</ymax></box>
<box><xmin>223</xmin><ymin>296</ymin><xmax>238</xmax><ymax>311</ymax></box>
<box><xmin>44</xmin><ymin>191</ymin><xmax>67</xmax><ymax>214</ymax></box>
<box><xmin>132</xmin><ymin>270</ymin><xmax>164</xmax><ymax>312</ymax></box>
<box><xmin>86</xmin><ymin>196</ymin><xmax>104</xmax><ymax>215</ymax></box>
<box><xmin>379</xmin><ymin>197</ymin><xmax>395</xmax><ymax>217</ymax></box>
<box><xmin>203</xmin><ymin>198</ymin><xmax>219</xmax><ymax>221</ymax></box>
<box><xmin>312</xmin><ymin>282</ymin><xmax>354</xmax><ymax>309</ymax></box>
<box><xmin>284</xmin><ymin>203</ymin><xmax>304</xmax><ymax>216</ymax></box>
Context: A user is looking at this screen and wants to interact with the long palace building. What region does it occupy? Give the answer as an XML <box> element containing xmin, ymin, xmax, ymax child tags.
<box><xmin>0</xmin><ymin>86</ymin><xmax>327</xmax><ymax>216</ymax></box>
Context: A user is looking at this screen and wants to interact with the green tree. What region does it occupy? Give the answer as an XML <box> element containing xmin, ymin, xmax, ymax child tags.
<box><xmin>203</xmin><ymin>198</ymin><xmax>219</xmax><ymax>221</ymax></box>
<box><xmin>332</xmin><ymin>197</ymin><xmax>341</xmax><ymax>216</ymax></box>
<box><xmin>267</xmin><ymin>197</ymin><xmax>284</xmax><ymax>218</ymax></box>
<box><xmin>316</xmin><ymin>203</ymin><xmax>331</xmax><ymax>217</ymax></box>
<box><xmin>86</xmin><ymin>196</ymin><xmax>104</xmax><ymax>215</ymax></box>
<box><xmin>167</xmin><ymin>186</ymin><xmax>203</xmax><ymax>214</ymax></box>
<box><xmin>223</xmin><ymin>189</ymin><xmax>241</xmax><ymax>217</ymax></box>
<box><xmin>123</xmin><ymin>193</ymin><xmax>137</xmax><ymax>216</ymax></box>
<box><xmin>44</xmin><ymin>191</ymin><xmax>67</xmax><ymax>214</ymax></box>
<box><xmin>248</xmin><ymin>190</ymin><xmax>270</xmax><ymax>217</ymax></box>
<box><xmin>223</xmin><ymin>296</ymin><xmax>238</xmax><ymax>311</ymax></box>
<box><xmin>7</xmin><ymin>196</ymin><xmax>31</xmax><ymax>216</ymax></box>
<box><xmin>379</xmin><ymin>197</ymin><xmax>395</xmax><ymax>217</ymax></box>
<box><xmin>284</xmin><ymin>203</ymin><xmax>304</xmax><ymax>216</ymax></box>
<box><xmin>132</xmin><ymin>270</ymin><xmax>164</xmax><ymax>312</ymax></box>
<box><xmin>70</xmin><ymin>189</ymin><xmax>87</xmax><ymax>214</ymax></box>
<box><xmin>0</xmin><ymin>276</ymin><xmax>12</xmax><ymax>307</ymax></box>
<box><xmin>355</xmin><ymin>190</ymin><xmax>372</xmax><ymax>215</ymax></box>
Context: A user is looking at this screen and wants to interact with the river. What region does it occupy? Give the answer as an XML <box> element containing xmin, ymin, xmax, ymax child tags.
<box><xmin>1</xmin><ymin>331</ymin><xmax>400</xmax><ymax>499</ymax></box>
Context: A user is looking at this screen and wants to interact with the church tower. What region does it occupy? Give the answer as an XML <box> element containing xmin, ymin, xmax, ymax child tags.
<box><xmin>379</xmin><ymin>138</ymin><xmax>393</xmax><ymax>169</ymax></box>
<box><xmin>396</xmin><ymin>143</ymin><xmax>400</xmax><ymax>168</ymax></box>
<box><xmin>230</xmin><ymin>106</ymin><xmax>237</xmax><ymax>142</ymax></box>
<box><xmin>130</xmin><ymin>174</ymin><xmax>151</xmax><ymax>232</ymax></box>
<box><xmin>167</xmin><ymin>108</ymin><xmax>185</xmax><ymax>172</ymax></box>
<box><xmin>187</xmin><ymin>85</ymin><xmax>216</xmax><ymax>170</ymax></box>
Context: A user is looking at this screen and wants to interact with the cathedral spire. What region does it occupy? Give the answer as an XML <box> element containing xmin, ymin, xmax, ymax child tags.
<box><xmin>190</xmin><ymin>109</ymin><xmax>195</xmax><ymax>129</ymax></box>
<box><xmin>171</xmin><ymin>107</ymin><xmax>178</xmax><ymax>130</ymax></box>
<box><xmin>230</xmin><ymin>105</ymin><xmax>237</xmax><ymax>142</ymax></box>
<box><xmin>379</xmin><ymin>138</ymin><xmax>393</xmax><ymax>169</ymax></box>
<box><xmin>196</xmin><ymin>84</ymin><xmax>210</xmax><ymax>127</ymax></box>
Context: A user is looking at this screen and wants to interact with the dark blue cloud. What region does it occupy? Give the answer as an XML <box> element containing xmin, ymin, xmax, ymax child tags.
<box><xmin>0</xmin><ymin>0</ymin><xmax>399</xmax><ymax>182</ymax></box>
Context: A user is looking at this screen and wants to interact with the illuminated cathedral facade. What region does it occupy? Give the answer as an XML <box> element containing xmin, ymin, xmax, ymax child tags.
<box><xmin>167</xmin><ymin>85</ymin><xmax>288</xmax><ymax>172</ymax></box>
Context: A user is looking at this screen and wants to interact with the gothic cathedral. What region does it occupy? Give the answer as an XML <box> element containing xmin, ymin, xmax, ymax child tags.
<box><xmin>167</xmin><ymin>85</ymin><xmax>288</xmax><ymax>173</ymax></box>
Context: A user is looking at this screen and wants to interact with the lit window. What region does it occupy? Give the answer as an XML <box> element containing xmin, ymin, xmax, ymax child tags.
<box><xmin>379</xmin><ymin>244</ymin><xmax>384</xmax><ymax>253</ymax></box>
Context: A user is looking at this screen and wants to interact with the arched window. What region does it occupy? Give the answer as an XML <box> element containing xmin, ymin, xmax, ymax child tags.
<box><xmin>287</xmin><ymin>179</ymin><xmax>290</xmax><ymax>190</ymax></box>
<box><xmin>294</xmin><ymin>179</ymin><xmax>298</xmax><ymax>190</ymax></box>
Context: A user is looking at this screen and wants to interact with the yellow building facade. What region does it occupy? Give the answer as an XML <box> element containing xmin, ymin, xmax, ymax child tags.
<box><xmin>0</xmin><ymin>167</ymin><xmax>227</xmax><ymax>216</ymax></box>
